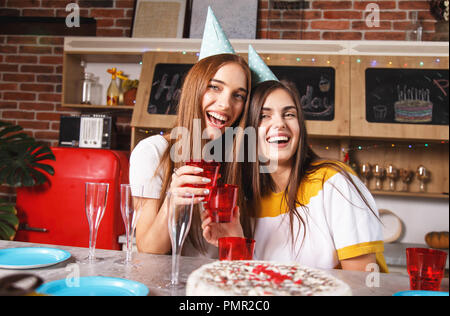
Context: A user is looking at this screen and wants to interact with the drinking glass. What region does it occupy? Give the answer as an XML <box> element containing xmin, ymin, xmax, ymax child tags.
<box><xmin>119</xmin><ymin>184</ymin><xmax>141</xmax><ymax>265</ymax></box>
<box><xmin>360</xmin><ymin>163</ymin><xmax>372</xmax><ymax>188</ymax></box>
<box><xmin>205</xmin><ymin>184</ymin><xmax>238</xmax><ymax>223</ymax></box>
<box><xmin>406</xmin><ymin>247</ymin><xmax>447</xmax><ymax>291</ymax></box>
<box><xmin>219</xmin><ymin>237</ymin><xmax>255</xmax><ymax>261</ymax></box>
<box><xmin>84</xmin><ymin>182</ymin><xmax>109</xmax><ymax>263</ymax></box>
<box><xmin>184</xmin><ymin>160</ymin><xmax>220</xmax><ymax>201</ymax></box>
<box><xmin>167</xmin><ymin>191</ymin><xmax>194</xmax><ymax>288</ymax></box>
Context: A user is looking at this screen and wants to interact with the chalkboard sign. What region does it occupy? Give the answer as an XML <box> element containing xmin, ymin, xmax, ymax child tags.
<box><xmin>271</xmin><ymin>66</ymin><xmax>335</xmax><ymax>121</ymax></box>
<box><xmin>365</xmin><ymin>68</ymin><xmax>449</xmax><ymax>125</ymax></box>
<box><xmin>147</xmin><ymin>63</ymin><xmax>193</xmax><ymax>115</ymax></box>
<box><xmin>146</xmin><ymin>63</ymin><xmax>336</xmax><ymax>121</ymax></box>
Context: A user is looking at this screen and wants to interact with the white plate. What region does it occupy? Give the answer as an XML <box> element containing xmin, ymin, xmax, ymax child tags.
<box><xmin>379</xmin><ymin>209</ymin><xmax>403</xmax><ymax>243</ymax></box>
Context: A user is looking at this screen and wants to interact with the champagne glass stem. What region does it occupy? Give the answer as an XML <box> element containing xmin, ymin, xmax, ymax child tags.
<box><xmin>171</xmin><ymin>251</ymin><xmax>181</xmax><ymax>285</ymax></box>
<box><xmin>90</xmin><ymin>226</ymin><xmax>99</xmax><ymax>262</ymax></box>
<box><xmin>125</xmin><ymin>227</ymin><xmax>131</xmax><ymax>263</ymax></box>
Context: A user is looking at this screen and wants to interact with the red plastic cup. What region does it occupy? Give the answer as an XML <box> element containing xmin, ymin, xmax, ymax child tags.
<box><xmin>219</xmin><ymin>237</ymin><xmax>255</xmax><ymax>261</ymax></box>
<box><xmin>184</xmin><ymin>160</ymin><xmax>220</xmax><ymax>201</ymax></box>
<box><xmin>205</xmin><ymin>184</ymin><xmax>238</xmax><ymax>223</ymax></box>
<box><xmin>406</xmin><ymin>247</ymin><xmax>448</xmax><ymax>291</ymax></box>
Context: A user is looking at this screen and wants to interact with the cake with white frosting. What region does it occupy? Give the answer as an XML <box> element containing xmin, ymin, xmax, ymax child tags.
<box><xmin>186</xmin><ymin>260</ymin><xmax>352</xmax><ymax>296</ymax></box>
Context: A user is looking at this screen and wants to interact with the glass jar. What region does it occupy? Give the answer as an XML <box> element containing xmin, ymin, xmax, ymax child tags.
<box><xmin>80</xmin><ymin>72</ymin><xmax>95</xmax><ymax>105</ymax></box>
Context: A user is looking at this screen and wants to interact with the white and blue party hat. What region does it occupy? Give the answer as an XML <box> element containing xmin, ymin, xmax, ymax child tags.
<box><xmin>248</xmin><ymin>45</ymin><xmax>278</xmax><ymax>85</ymax></box>
<box><xmin>198</xmin><ymin>6</ymin><xmax>235</xmax><ymax>60</ymax></box>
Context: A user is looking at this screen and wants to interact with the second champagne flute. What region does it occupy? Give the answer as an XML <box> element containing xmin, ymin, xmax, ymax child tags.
<box><xmin>84</xmin><ymin>182</ymin><xmax>109</xmax><ymax>263</ymax></box>
<box><xmin>119</xmin><ymin>184</ymin><xmax>142</xmax><ymax>265</ymax></box>
<box><xmin>167</xmin><ymin>191</ymin><xmax>194</xmax><ymax>288</ymax></box>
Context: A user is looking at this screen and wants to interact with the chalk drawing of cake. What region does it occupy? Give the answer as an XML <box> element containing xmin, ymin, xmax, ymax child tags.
<box><xmin>394</xmin><ymin>85</ymin><xmax>433</xmax><ymax>123</ymax></box>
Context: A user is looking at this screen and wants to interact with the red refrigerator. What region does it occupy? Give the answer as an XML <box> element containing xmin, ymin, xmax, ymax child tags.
<box><xmin>15</xmin><ymin>147</ymin><xmax>129</xmax><ymax>250</ymax></box>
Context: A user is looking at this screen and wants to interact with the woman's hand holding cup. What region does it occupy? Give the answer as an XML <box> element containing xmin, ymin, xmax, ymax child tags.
<box><xmin>169</xmin><ymin>165</ymin><xmax>213</xmax><ymax>205</ymax></box>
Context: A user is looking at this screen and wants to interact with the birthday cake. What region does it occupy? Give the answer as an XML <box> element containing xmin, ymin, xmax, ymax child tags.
<box><xmin>394</xmin><ymin>100</ymin><xmax>433</xmax><ymax>123</ymax></box>
<box><xmin>186</xmin><ymin>260</ymin><xmax>352</xmax><ymax>296</ymax></box>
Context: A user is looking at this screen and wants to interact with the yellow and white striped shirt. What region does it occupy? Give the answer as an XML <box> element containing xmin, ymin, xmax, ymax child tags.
<box><xmin>253</xmin><ymin>163</ymin><xmax>388</xmax><ymax>273</ymax></box>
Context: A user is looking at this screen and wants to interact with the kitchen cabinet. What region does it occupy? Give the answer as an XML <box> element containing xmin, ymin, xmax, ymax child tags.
<box><xmin>63</xmin><ymin>38</ymin><xmax>449</xmax><ymax>199</ymax></box>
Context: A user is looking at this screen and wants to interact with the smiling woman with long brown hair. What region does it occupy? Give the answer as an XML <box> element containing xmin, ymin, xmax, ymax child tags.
<box><xmin>130</xmin><ymin>53</ymin><xmax>251</xmax><ymax>257</ymax></box>
<box><xmin>202</xmin><ymin>80</ymin><xmax>388</xmax><ymax>272</ymax></box>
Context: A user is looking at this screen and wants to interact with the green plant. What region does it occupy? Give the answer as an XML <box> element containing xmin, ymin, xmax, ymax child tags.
<box><xmin>0</xmin><ymin>198</ymin><xmax>18</xmax><ymax>240</ymax></box>
<box><xmin>0</xmin><ymin>120</ymin><xmax>55</xmax><ymax>240</ymax></box>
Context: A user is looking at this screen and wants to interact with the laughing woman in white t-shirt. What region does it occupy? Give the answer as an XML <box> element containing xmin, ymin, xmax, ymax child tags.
<box><xmin>130</xmin><ymin>54</ymin><xmax>251</xmax><ymax>257</ymax></box>
<box><xmin>202</xmin><ymin>80</ymin><xmax>388</xmax><ymax>272</ymax></box>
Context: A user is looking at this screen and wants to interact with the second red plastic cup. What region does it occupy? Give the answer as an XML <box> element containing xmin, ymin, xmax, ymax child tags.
<box><xmin>219</xmin><ymin>237</ymin><xmax>255</xmax><ymax>261</ymax></box>
<box><xmin>206</xmin><ymin>184</ymin><xmax>238</xmax><ymax>223</ymax></box>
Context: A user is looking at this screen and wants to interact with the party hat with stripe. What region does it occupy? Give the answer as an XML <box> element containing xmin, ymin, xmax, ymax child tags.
<box><xmin>198</xmin><ymin>6</ymin><xmax>235</xmax><ymax>60</ymax></box>
<box><xmin>248</xmin><ymin>45</ymin><xmax>278</xmax><ymax>85</ymax></box>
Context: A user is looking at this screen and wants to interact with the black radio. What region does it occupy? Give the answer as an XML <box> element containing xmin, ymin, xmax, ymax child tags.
<box><xmin>59</xmin><ymin>115</ymin><xmax>113</xmax><ymax>149</ymax></box>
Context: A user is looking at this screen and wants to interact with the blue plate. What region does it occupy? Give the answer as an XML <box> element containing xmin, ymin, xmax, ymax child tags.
<box><xmin>37</xmin><ymin>276</ymin><xmax>149</xmax><ymax>296</ymax></box>
<box><xmin>0</xmin><ymin>247</ymin><xmax>71</xmax><ymax>269</ymax></box>
<box><xmin>393</xmin><ymin>290</ymin><xmax>449</xmax><ymax>296</ymax></box>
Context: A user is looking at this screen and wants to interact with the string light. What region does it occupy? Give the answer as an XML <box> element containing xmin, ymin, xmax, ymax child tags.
<box><xmin>419</xmin><ymin>61</ymin><xmax>424</xmax><ymax>66</ymax></box>
<box><xmin>356</xmin><ymin>59</ymin><xmax>361</xmax><ymax>63</ymax></box>
<box><xmin>312</xmin><ymin>58</ymin><xmax>316</xmax><ymax>62</ymax></box>
<box><xmin>315</xmin><ymin>142</ymin><xmax>442</xmax><ymax>156</ymax></box>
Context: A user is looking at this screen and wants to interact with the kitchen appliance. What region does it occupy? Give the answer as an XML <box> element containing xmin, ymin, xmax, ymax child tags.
<box><xmin>59</xmin><ymin>115</ymin><xmax>114</xmax><ymax>149</ymax></box>
<box><xmin>14</xmin><ymin>147</ymin><xmax>129</xmax><ymax>250</ymax></box>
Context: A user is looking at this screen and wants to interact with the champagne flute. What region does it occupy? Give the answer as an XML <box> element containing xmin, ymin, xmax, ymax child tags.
<box><xmin>119</xmin><ymin>184</ymin><xmax>142</xmax><ymax>265</ymax></box>
<box><xmin>167</xmin><ymin>191</ymin><xmax>194</xmax><ymax>288</ymax></box>
<box><xmin>84</xmin><ymin>182</ymin><xmax>109</xmax><ymax>263</ymax></box>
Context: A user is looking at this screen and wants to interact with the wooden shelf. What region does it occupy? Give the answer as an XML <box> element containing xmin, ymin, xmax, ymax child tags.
<box><xmin>371</xmin><ymin>190</ymin><xmax>449</xmax><ymax>199</ymax></box>
<box><xmin>62</xmin><ymin>103</ymin><xmax>134</xmax><ymax>110</ymax></box>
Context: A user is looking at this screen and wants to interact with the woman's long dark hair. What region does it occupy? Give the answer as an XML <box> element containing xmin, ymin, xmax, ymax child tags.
<box><xmin>157</xmin><ymin>54</ymin><xmax>252</xmax><ymax>254</ymax></box>
<box><xmin>244</xmin><ymin>80</ymin><xmax>379</xmax><ymax>254</ymax></box>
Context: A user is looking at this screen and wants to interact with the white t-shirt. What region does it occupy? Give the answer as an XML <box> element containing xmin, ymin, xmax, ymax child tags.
<box><xmin>253</xmin><ymin>163</ymin><xmax>388</xmax><ymax>272</ymax></box>
<box><xmin>129</xmin><ymin>135</ymin><xmax>218</xmax><ymax>258</ymax></box>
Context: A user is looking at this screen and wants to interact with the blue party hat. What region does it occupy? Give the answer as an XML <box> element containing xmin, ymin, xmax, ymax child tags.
<box><xmin>248</xmin><ymin>45</ymin><xmax>278</xmax><ymax>85</ymax></box>
<box><xmin>198</xmin><ymin>6</ymin><xmax>235</xmax><ymax>60</ymax></box>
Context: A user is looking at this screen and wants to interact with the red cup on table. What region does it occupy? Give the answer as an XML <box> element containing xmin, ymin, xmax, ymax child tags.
<box><xmin>406</xmin><ymin>247</ymin><xmax>448</xmax><ymax>291</ymax></box>
<box><xmin>205</xmin><ymin>184</ymin><xmax>238</xmax><ymax>223</ymax></box>
<box><xmin>219</xmin><ymin>237</ymin><xmax>255</xmax><ymax>261</ymax></box>
<box><xmin>184</xmin><ymin>160</ymin><xmax>220</xmax><ymax>201</ymax></box>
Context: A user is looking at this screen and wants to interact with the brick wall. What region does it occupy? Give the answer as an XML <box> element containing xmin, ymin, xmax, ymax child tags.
<box><xmin>258</xmin><ymin>0</ymin><xmax>437</xmax><ymax>40</ymax></box>
<box><xmin>0</xmin><ymin>0</ymin><xmax>441</xmax><ymax>201</ymax></box>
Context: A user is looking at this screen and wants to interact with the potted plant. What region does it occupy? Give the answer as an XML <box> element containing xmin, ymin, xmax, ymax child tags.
<box><xmin>0</xmin><ymin>121</ymin><xmax>55</xmax><ymax>240</ymax></box>
<box><xmin>429</xmin><ymin>0</ymin><xmax>449</xmax><ymax>41</ymax></box>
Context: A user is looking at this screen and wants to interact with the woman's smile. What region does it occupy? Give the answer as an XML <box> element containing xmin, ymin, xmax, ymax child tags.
<box><xmin>202</xmin><ymin>63</ymin><xmax>248</xmax><ymax>138</ymax></box>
